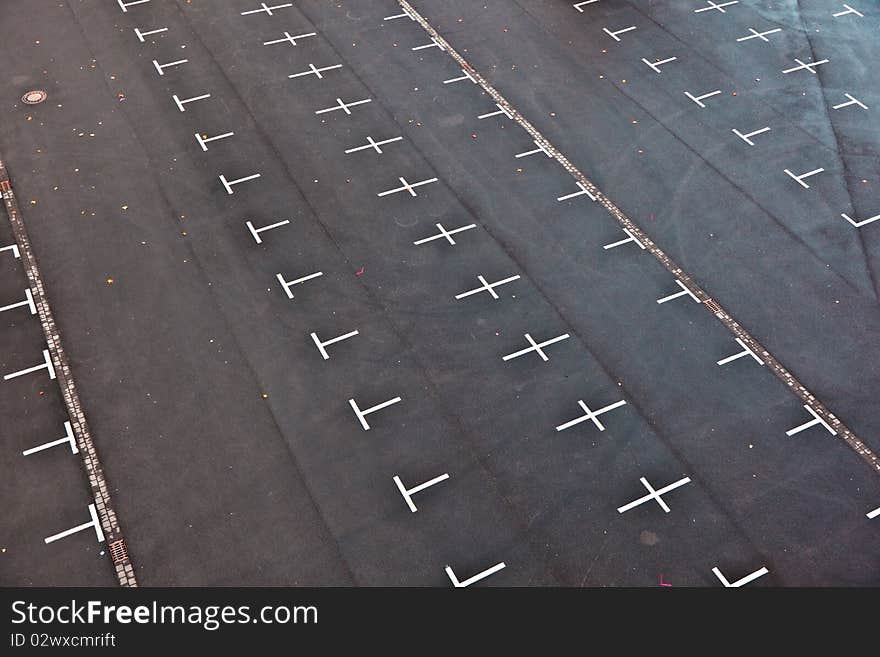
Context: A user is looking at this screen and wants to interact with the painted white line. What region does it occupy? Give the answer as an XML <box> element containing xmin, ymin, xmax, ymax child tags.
<box><xmin>1</xmin><ymin>243</ymin><xmax>21</xmax><ymax>259</ymax></box>
<box><xmin>44</xmin><ymin>503</ymin><xmax>104</xmax><ymax>544</ymax></box>
<box><xmin>515</xmin><ymin>140</ymin><xmax>554</xmax><ymax>159</ymax></box>
<box><xmin>443</xmin><ymin>68</ymin><xmax>477</xmax><ymax>85</ymax></box>
<box><xmin>413</xmin><ymin>222</ymin><xmax>477</xmax><ymax>246</ymax></box>
<box><xmin>246</xmin><ymin>218</ymin><xmax>290</xmax><ymax>244</ymax></box>
<box><xmin>717</xmin><ymin>337</ymin><xmax>765</xmax><ymax>366</ymax></box>
<box><xmin>276</xmin><ymin>271</ymin><xmax>323</xmax><ymax>299</ymax></box>
<box><xmin>684</xmin><ymin>89</ymin><xmax>722</xmax><ymax>108</ymax></box>
<box><xmin>502</xmin><ymin>333</ymin><xmax>570</xmax><ymax>362</ymax></box>
<box><xmin>832</xmin><ymin>93</ymin><xmax>868</xmax><ymax>111</ymax></box>
<box><xmin>642</xmin><ymin>56</ymin><xmax>677</xmax><ymax>73</ymax></box>
<box><xmin>315</xmin><ymin>97</ymin><xmax>372</xmax><ymax>115</ymax></box>
<box><xmin>152</xmin><ymin>58</ymin><xmax>188</xmax><ymax>76</ymax></box>
<box><xmin>732</xmin><ymin>126</ymin><xmax>771</xmax><ymax>146</ymax></box>
<box><xmin>310</xmin><ymin>329</ymin><xmax>359</xmax><ymax>360</ymax></box>
<box><xmin>455</xmin><ymin>274</ymin><xmax>520</xmax><ymax>300</ymax></box>
<box><xmin>617</xmin><ymin>476</ymin><xmax>691</xmax><ymax>514</ymax></box>
<box><xmin>344</xmin><ymin>135</ymin><xmax>403</xmax><ymax>155</ymax></box>
<box><xmin>694</xmin><ymin>0</ymin><xmax>738</xmax><ymax>13</ymax></box>
<box><xmin>573</xmin><ymin>0</ymin><xmax>600</xmax><ymax>12</ymax></box>
<box><xmin>557</xmin><ymin>181</ymin><xmax>597</xmax><ymax>202</ymax></box>
<box><xmin>348</xmin><ymin>396</ymin><xmax>402</xmax><ymax>431</ymax></box>
<box><xmin>712</xmin><ymin>565</ymin><xmax>769</xmax><ymax>587</ymax></box>
<box><xmin>556</xmin><ymin>398</ymin><xmax>627</xmax><ymax>432</ymax></box>
<box><xmin>736</xmin><ymin>27</ymin><xmax>782</xmax><ymax>42</ymax></box>
<box><xmin>603</xmin><ymin>26</ymin><xmax>637</xmax><ymax>42</ymax></box>
<box><xmin>377</xmin><ymin>176</ymin><xmax>438</xmax><ymax>198</ymax></box>
<box><xmin>135</xmin><ymin>27</ymin><xmax>168</xmax><ymax>43</ymax></box>
<box><xmin>786</xmin><ymin>404</ymin><xmax>837</xmax><ymax>437</ymax></box>
<box><xmin>841</xmin><ymin>212</ymin><xmax>880</xmax><ymax>228</ymax></box>
<box><xmin>603</xmin><ymin>228</ymin><xmax>646</xmax><ymax>250</ymax></box>
<box><xmin>118</xmin><ymin>0</ymin><xmax>150</xmax><ymax>12</ymax></box>
<box><xmin>394</xmin><ymin>473</ymin><xmax>449</xmax><ymax>512</ymax></box>
<box><xmin>784</xmin><ymin>167</ymin><xmax>825</xmax><ymax>189</ymax></box>
<box><xmin>288</xmin><ymin>63</ymin><xmax>343</xmax><ymax>80</ymax></box>
<box><xmin>657</xmin><ymin>279</ymin><xmax>701</xmax><ymax>305</ymax></box>
<box><xmin>23</xmin><ymin>421</ymin><xmax>78</xmax><ymax>457</ymax></box>
<box><xmin>241</xmin><ymin>2</ymin><xmax>293</xmax><ymax>16</ymax></box>
<box><xmin>412</xmin><ymin>38</ymin><xmax>445</xmax><ymax>51</ymax></box>
<box><xmin>194</xmin><ymin>131</ymin><xmax>234</xmax><ymax>152</ymax></box>
<box><xmin>782</xmin><ymin>58</ymin><xmax>829</xmax><ymax>74</ymax></box>
<box><xmin>384</xmin><ymin>8</ymin><xmax>415</xmax><ymax>21</ymax></box>
<box><xmin>219</xmin><ymin>173</ymin><xmax>261</xmax><ymax>195</ymax></box>
<box><xmin>445</xmin><ymin>562</ymin><xmax>506</xmax><ymax>587</ymax></box>
<box><xmin>867</xmin><ymin>506</ymin><xmax>880</xmax><ymax>519</ymax></box>
<box><xmin>264</xmin><ymin>31</ymin><xmax>317</xmax><ymax>47</ymax></box>
<box><xmin>4</xmin><ymin>348</ymin><xmax>55</xmax><ymax>382</ymax></box>
<box><xmin>478</xmin><ymin>103</ymin><xmax>514</xmax><ymax>120</ymax></box>
<box><xmin>0</xmin><ymin>288</ymin><xmax>36</xmax><ymax>316</ymax></box>
<box><xmin>833</xmin><ymin>4</ymin><xmax>864</xmax><ymax>18</ymax></box>
<box><xmin>173</xmin><ymin>93</ymin><xmax>211</xmax><ymax>113</ymax></box>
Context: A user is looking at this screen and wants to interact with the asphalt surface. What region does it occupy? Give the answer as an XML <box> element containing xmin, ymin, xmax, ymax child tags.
<box><xmin>0</xmin><ymin>0</ymin><xmax>878</xmax><ymax>586</ymax></box>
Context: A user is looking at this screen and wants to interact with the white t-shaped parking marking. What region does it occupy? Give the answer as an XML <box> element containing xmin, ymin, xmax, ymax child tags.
<box><xmin>603</xmin><ymin>26</ymin><xmax>637</xmax><ymax>42</ymax></box>
<box><xmin>445</xmin><ymin>562</ymin><xmax>506</xmax><ymax>587</ymax></box>
<box><xmin>153</xmin><ymin>58</ymin><xmax>188</xmax><ymax>76</ymax></box>
<box><xmin>135</xmin><ymin>27</ymin><xmax>168</xmax><ymax>43</ymax></box>
<box><xmin>642</xmin><ymin>56</ymin><xmax>677</xmax><ymax>73</ymax></box>
<box><xmin>240</xmin><ymin>2</ymin><xmax>293</xmax><ymax>16</ymax></box>
<box><xmin>786</xmin><ymin>405</ymin><xmax>837</xmax><ymax>437</ymax></box>
<box><xmin>412</xmin><ymin>38</ymin><xmax>445</xmax><ymax>51</ymax></box>
<box><xmin>684</xmin><ymin>89</ymin><xmax>722</xmax><ymax>108</ymax></box>
<box><xmin>413</xmin><ymin>223</ymin><xmax>477</xmax><ymax>246</ymax></box>
<box><xmin>0</xmin><ymin>288</ymin><xmax>36</xmax><ymax>316</ymax></box>
<box><xmin>23</xmin><ymin>421</ymin><xmax>78</xmax><ymax>456</ymax></box>
<box><xmin>195</xmin><ymin>131</ymin><xmax>235</xmax><ymax>152</ymax></box>
<box><xmin>717</xmin><ymin>338</ymin><xmax>765</xmax><ymax>366</ymax></box>
<box><xmin>173</xmin><ymin>93</ymin><xmax>211</xmax><ymax>112</ymax></box>
<box><xmin>311</xmin><ymin>329</ymin><xmax>359</xmax><ymax>360</ymax></box>
<box><xmin>246</xmin><ymin>218</ymin><xmax>290</xmax><ymax>244</ymax></box>
<box><xmin>502</xmin><ymin>333</ymin><xmax>570</xmax><ymax>362</ymax></box>
<box><xmin>455</xmin><ymin>274</ymin><xmax>521</xmax><ymax>300</ymax></box>
<box><xmin>444</xmin><ymin>68</ymin><xmax>477</xmax><ymax>85</ymax></box>
<box><xmin>712</xmin><ymin>565</ymin><xmax>768</xmax><ymax>587</ymax></box>
<box><xmin>384</xmin><ymin>8</ymin><xmax>415</xmax><ymax>21</ymax></box>
<box><xmin>573</xmin><ymin>0</ymin><xmax>600</xmax><ymax>12</ymax></box>
<box><xmin>604</xmin><ymin>228</ymin><xmax>645</xmax><ymax>250</ymax></box>
<box><xmin>515</xmin><ymin>140</ymin><xmax>554</xmax><ymax>159</ymax></box>
<box><xmin>556</xmin><ymin>399</ymin><xmax>627</xmax><ymax>432</ymax></box>
<box><xmin>348</xmin><ymin>396</ymin><xmax>402</xmax><ymax>431</ymax></box>
<box><xmin>557</xmin><ymin>181</ymin><xmax>597</xmax><ymax>202</ymax></box>
<box><xmin>478</xmin><ymin>103</ymin><xmax>514</xmax><ymax>120</ymax></box>
<box><xmin>656</xmin><ymin>279</ymin><xmax>701</xmax><ymax>305</ymax></box>
<box><xmin>393</xmin><ymin>473</ymin><xmax>450</xmax><ymax>512</ymax></box>
<box><xmin>617</xmin><ymin>476</ymin><xmax>691</xmax><ymax>514</ymax></box>
<box><xmin>44</xmin><ymin>503</ymin><xmax>105</xmax><ymax>544</ymax></box>
<box><xmin>118</xmin><ymin>0</ymin><xmax>150</xmax><ymax>12</ymax></box>
<box><xmin>219</xmin><ymin>173</ymin><xmax>261</xmax><ymax>195</ymax></box>
<box><xmin>833</xmin><ymin>4</ymin><xmax>864</xmax><ymax>18</ymax></box>
<box><xmin>784</xmin><ymin>167</ymin><xmax>825</xmax><ymax>189</ymax></box>
<box><xmin>276</xmin><ymin>271</ymin><xmax>323</xmax><ymax>299</ymax></box>
<box><xmin>4</xmin><ymin>349</ymin><xmax>55</xmax><ymax>382</ymax></box>
<box><xmin>264</xmin><ymin>31</ymin><xmax>316</xmax><ymax>47</ymax></box>
<box><xmin>377</xmin><ymin>176</ymin><xmax>438</xmax><ymax>198</ymax></box>
<box><xmin>832</xmin><ymin>93</ymin><xmax>868</xmax><ymax>111</ymax></box>
<box><xmin>732</xmin><ymin>126</ymin><xmax>771</xmax><ymax>146</ymax></box>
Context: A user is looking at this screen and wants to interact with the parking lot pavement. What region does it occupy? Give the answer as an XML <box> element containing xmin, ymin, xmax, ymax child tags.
<box><xmin>0</xmin><ymin>0</ymin><xmax>878</xmax><ymax>586</ymax></box>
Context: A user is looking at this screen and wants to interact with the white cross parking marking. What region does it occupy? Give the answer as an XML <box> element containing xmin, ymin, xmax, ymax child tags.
<box><xmin>832</xmin><ymin>93</ymin><xmax>868</xmax><ymax>111</ymax></box>
<box><xmin>118</xmin><ymin>0</ymin><xmax>150</xmax><ymax>12</ymax></box>
<box><xmin>786</xmin><ymin>404</ymin><xmax>837</xmax><ymax>437</ymax></box>
<box><xmin>4</xmin><ymin>348</ymin><xmax>56</xmax><ymax>382</ymax></box>
<box><xmin>315</xmin><ymin>97</ymin><xmax>372</xmax><ymax>115</ymax></box>
<box><xmin>736</xmin><ymin>27</ymin><xmax>782</xmax><ymax>42</ymax></box>
<box><xmin>573</xmin><ymin>0</ymin><xmax>600</xmax><ymax>11</ymax></box>
<box><xmin>867</xmin><ymin>506</ymin><xmax>880</xmax><ymax>519</ymax></box>
<box><xmin>377</xmin><ymin>176</ymin><xmax>438</xmax><ymax>198</ymax></box>
<box><xmin>445</xmin><ymin>562</ymin><xmax>506</xmax><ymax>587</ymax></box>
<box><xmin>642</xmin><ymin>56</ymin><xmax>677</xmax><ymax>73</ymax></box>
<box><xmin>717</xmin><ymin>337</ymin><xmax>765</xmax><ymax>366</ymax></box>
<box><xmin>194</xmin><ymin>131</ymin><xmax>235</xmax><ymax>152</ymax></box>
<box><xmin>478</xmin><ymin>103</ymin><xmax>514</xmax><ymax>120</ymax></box>
<box><xmin>617</xmin><ymin>476</ymin><xmax>691</xmax><ymax>514</ymax></box>
<box><xmin>344</xmin><ymin>136</ymin><xmax>403</xmax><ymax>155</ymax></box>
<box><xmin>219</xmin><ymin>173</ymin><xmax>261</xmax><ymax>195</ymax></box>
<box><xmin>152</xmin><ymin>58</ymin><xmax>188</xmax><ymax>76</ymax></box>
<box><xmin>784</xmin><ymin>167</ymin><xmax>825</xmax><ymax>189</ymax></box>
<box><xmin>603</xmin><ymin>228</ymin><xmax>646</xmax><ymax>250</ymax></box>
<box><xmin>455</xmin><ymin>274</ymin><xmax>521</xmax><ymax>300</ymax></box>
<box><xmin>515</xmin><ymin>140</ymin><xmax>554</xmax><ymax>159</ymax></box>
<box><xmin>694</xmin><ymin>0</ymin><xmax>738</xmax><ymax>13</ymax></box>
<box><xmin>246</xmin><ymin>218</ymin><xmax>290</xmax><ymax>244</ymax></box>
<box><xmin>276</xmin><ymin>271</ymin><xmax>323</xmax><ymax>299</ymax></box>
<box><xmin>1</xmin><ymin>243</ymin><xmax>21</xmax><ymax>259</ymax></box>
<box><xmin>0</xmin><ymin>288</ymin><xmax>36</xmax><ymax>316</ymax></box>
<box><xmin>782</xmin><ymin>58</ymin><xmax>829</xmax><ymax>74</ymax></box>
<box><xmin>263</xmin><ymin>31</ymin><xmax>316</xmax><ymax>47</ymax></box>
<box><xmin>557</xmin><ymin>181</ymin><xmax>597</xmax><ymax>202</ymax></box>
<box><xmin>412</xmin><ymin>38</ymin><xmax>445</xmax><ymax>51</ymax></box>
<box><xmin>656</xmin><ymin>279</ymin><xmax>701</xmax><ymax>305</ymax></box>
<box><xmin>413</xmin><ymin>223</ymin><xmax>477</xmax><ymax>246</ymax></box>
<box><xmin>135</xmin><ymin>27</ymin><xmax>168</xmax><ymax>43</ymax></box>
<box><xmin>712</xmin><ymin>565</ymin><xmax>769</xmax><ymax>587</ymax></box>
<box><xmin>240</xmin><ymin>2</ymin><xmax>293</xmax><ymax>16</ymax></box>
<box><xmin>348</xmin><ymin>396</ymin><xmax>402</xmax><ymax>431</ymax></box>
<box><xmin>603</xmin><ymin>26</ymin><xmax>637</xmax><ymax>42</ymax></box>
<box><xmin>732</xmin><ymin>126</ymin><xmax>771</xmax><ymax>146</ymax></box>
<box><xmin>173</xmin><ymin>93</ymin><xmax>211</xmax><ymax>112</ymax></box>
<box><xmin>44</xmin><ymin>503</ymin><xmax>105</xmax><ymax>544</ymax></box>
<box><xmin>841</xmin><ymin>212</ymin><xmax>880</xmax><ymax>228</ymax></box>
<box><xmin>684</xmin><ymin>89</ymin><xmax>722</xmax><ymax>108</ymax></box>
<box><xmin>443</xmin><ymin>69</ymin><xmax>477</xmax><ymax>85</ymax></box>
<box><xmin>393</xmin><ymin>473</ymin><xmax>450</xmax><ymax>512</ymax></box>
<box><xmin>310</xmin><ymin>329</ymin><xmax>359</xmax><ymax>360</ymax></box>
<box><xmin>556</xmin><ymin>399</ymin><xmax>627</xmax><ymax>432</ymax></box>
<box><xmin>833</xmin><ymin>4</ymin><xmax>864</xmax><ymax>17</ymax></box>
<box><xmin>288</xmin><ymin>63</ymin><xmax>343</xmax><ymax>80</ymax></box>
<box><xmin>502</xmin><ymin>333</ymin><xmax>570</xmax><ymax>362</ymax></box>
<box><xmin>23</xmin><ymin>421</ymin><xmax>78</xmax><ymax>456</ymax></box>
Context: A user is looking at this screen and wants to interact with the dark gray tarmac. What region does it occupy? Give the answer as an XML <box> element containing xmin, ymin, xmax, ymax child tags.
<box><xmin>0</xmin><ymin>0</ymin><xmax>878</xmax><ymax>586</ymax></box>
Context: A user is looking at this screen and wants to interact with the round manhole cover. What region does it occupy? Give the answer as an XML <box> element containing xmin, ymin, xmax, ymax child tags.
<box><xmin>21</xmin><ymin>90</ymin><xmax>48</xmax><ymax>105</ymax></box>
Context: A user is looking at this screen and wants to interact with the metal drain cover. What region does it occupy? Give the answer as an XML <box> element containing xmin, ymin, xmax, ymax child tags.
<box><xmin>21</xmin><ymin>90</ymin><xmax>48</xmax><ymax>105</ymax></box>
